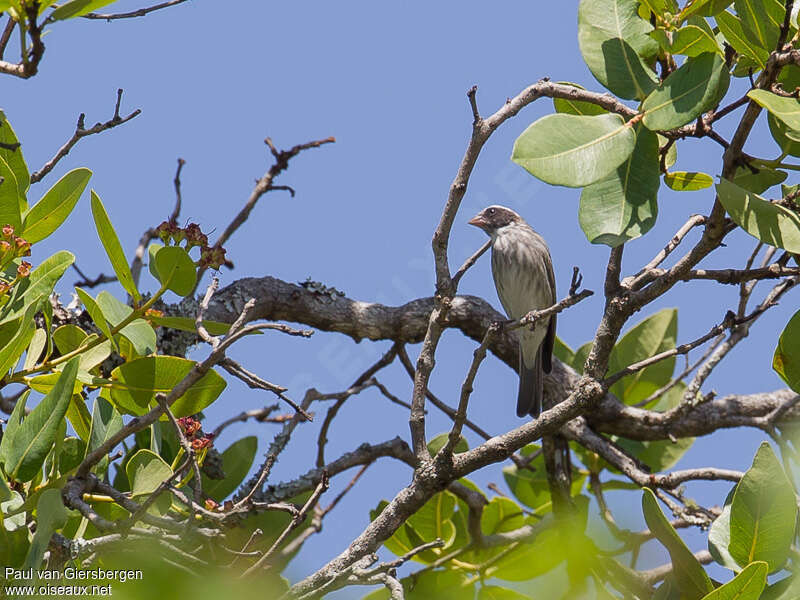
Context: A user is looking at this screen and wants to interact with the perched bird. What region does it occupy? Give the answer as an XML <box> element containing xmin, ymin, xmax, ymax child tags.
<box><xmin>468</xmin><ymin>205</ymin><xmax>556</xmax><ymax>418</ymax></box>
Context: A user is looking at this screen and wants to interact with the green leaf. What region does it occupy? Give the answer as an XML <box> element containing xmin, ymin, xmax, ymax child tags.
<box><xmin>642</xmin><ymin>488</ymin><xmax>714</xmax><ymax>598</ymax></box>
<box><xmin>577</xmin><ymin>0</ymin><xmax>659</xmax><ymax>100</ymax></box>
<box><xmin>607</xmin><ymin>308</ymin><xmax>677</xmax><ymax>404</ymax></box>
<box><xmin>716</xmin><ymin>10</ymin><xmax>769</xmax><ymax>68</ymax></box>
<box><xmin>90</xmin><ymin>190</ymin><xmax>140</xmax><ymax>302</ymax></box>
<box><xmin>23</xmin><ymin>328</ymin><xmax>46</xmax><ymax>371</ymax></box>
<box><xmin>65</xmin><ymin>394</ymin><xmax>92</xmax><ymax>443</ymax></box>
<box><xmin>110</xmin><ymin>355</ymin><xmax>226</xmax><ymax>417</ymax></box>
<box><xmin>50</xmin><ymin>0</ymin><xmax>117</xmax><ymax>20</ymax></box>
<box><xmin>201</xmin><ymin>436</ymin><xmax>258</xmax><ymax>502</ymax></box>
<box><xmin>53</xmin><ymin>324</ymin><xmax>88</xmax><ymax>354</ymax></box>
<box><xmin>427</xmin><ymin>432</ymin><xmax>468</xmax><ymax>455</ymax></box>
<box><xmin>700</xmin><ymin>561</ymin><xmax>767</xmax><ymax>599</ymax></box>
<box><xmin>762</xmin><ymin>574</ymin><xmax>800</xmax><ymax>600</ymax></box>
<box><xmin>552</xmin><ymin>82</ymin><xmax>608</xmax><ymax>116</ymax></box>
<box><xmin>709</xmin><ymin>493</ymin><xmax>741</xmax><ymax>571</ymax></box>
<box><xmin>652</xmin><ymin>25</ymin><xmax>721</xmax><ymax>57</ymax></box>
<box><xmin>774</xmin><ymin>309</ymin><xmax>800</xmax><ymax>392</ymax></box>
<box><xmin>579</xmin><ymin>124</ymin><xmax>659</xmax><ymax>247</ymax></box>
<box><xmin>22</xmin><ymin>488</ymin><xmax>67</xmax><ymax>570</ymax></box>
<box><xmin>75</xmin><ymin>287</ymin><xmax>116</xmax><ymax>351</ymax></box>
<box><xmin>0</xmin><ymin>358</ymin><xmax>79</xmax><ymax>482</ymax></box>
<box><xmin>680</xmin><ymin>0</ymin><xmax>734</xmax><ymax>18</ymax></box>
<box><xmin>0</xmin><ymin>156</ymin><xmax>22</xmax><ymax>232</ymax></box>
<box><xmin>147</xmin><ymin>315</ymin><xmax>233</xmax><ymax>336</ymax></box>
<box><xmin>748</xmin><ymin>89</ymin><xmax>800</xmax><ymax>132</ymax></box>
<box><xmin>642</xmin><ymin>52</ymin><xmax>730</xmax><ymax>130</ymax></box>
<box><xmin>553</xmin><ymin>336</ymin><xmax>576</xmax><ymax>366</ymax></box>
<box><xmin>0</xmin><ymin>111</ymin><xmax>29</xmax><ymax>205</ymax></box>
<box><xmin>732</xmin><ymin>164</ymin><xmax>787</xmax><ymax>194</ymax></box>
<box><xmin>2</xmin><ymin>251</ymin><xmax>74</xmax><ymax>324</ymax></box>
<box><xmin>85</xmin><ymin>396</ymin><xmax>122</xmax><ymax>475</ymax></box>
<box><xmin>664</xmin><ymin>171</ymin><xmax>714</xmax><ymax>191</ymax></box>
<box><xmin>767</xmin><ymin>66</ymin><xmax>800</xmax><ymax>156</ymax></box>
<box><xmin>502</xmin><ymin>446</ymin><xmax>586</xmax><ymax>513</ymax></box>
<box><xmin>734</xmin><ymin>0</ymin><xmax>785</xmax><ymax>54</ymax></box>
<box><xmin>512</xmin><ymin>113</ymin><xmax>637</xmax><ymax>187</ymax></box>
<box><xmin>95</xmin><ymin>291</ymin><xmax>156</xmax><ymax>356</ymax></box>
<box><xmin>0</xmin><ymin>306</ymin><xmax>36</xmax><ymax>376</ymax></box>
<box><xmin>716</xmin><ymin>178</ymin><xmax>800</xmax><ymax>253</ymax></box>
<box><xmin>22</xmin><ymin>168</ymin><xmax>90</xmax><ymax>244</ymax></box>
<box><xmin>729</xmin><ymin>442</ymin><xmax>797</xmax><ymax>572</ymax></box>
<box><xmin>616</xmin><ymin>383</ymin><xmax>694</xmax><ymax>470</ymax></box>
<box><xmin>125</xmin><ymin>449</ymin><xmax>172</xmax><ymax>497</ymax></box>
<box><xmin>152</xmin><ymin>245</ymin><xmax>197</xmax><ymax>296</ymax></box>
<box><xmin>477</xmin><ymin>586</ymin><xmax>531</xmax><ymax>600</ymax></box>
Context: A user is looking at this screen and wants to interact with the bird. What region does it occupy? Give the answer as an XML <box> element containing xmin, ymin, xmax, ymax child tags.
<box><xmin>468</xmin><ymin>205</ymin><xmax>556</xmax><ymax>418</ymax></box>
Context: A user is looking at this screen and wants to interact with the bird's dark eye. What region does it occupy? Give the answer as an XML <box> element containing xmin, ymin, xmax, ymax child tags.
<box><xmin>488</xmin><ymin>208</ymin><xmax>495</xmax><ymax>215</ymax></box>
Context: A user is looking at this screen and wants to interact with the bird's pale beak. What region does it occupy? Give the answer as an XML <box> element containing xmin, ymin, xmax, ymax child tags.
<box><xmin>468</xmin><ymin>214</ymin><xmax>486</xmax><ymax>228</ymax></box>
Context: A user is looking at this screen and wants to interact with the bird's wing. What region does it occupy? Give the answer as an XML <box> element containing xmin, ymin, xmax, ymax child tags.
<box><xmin>542</xmin><ymin>250</ymin><xmax>556</xmax><ymax>373</ymax></box>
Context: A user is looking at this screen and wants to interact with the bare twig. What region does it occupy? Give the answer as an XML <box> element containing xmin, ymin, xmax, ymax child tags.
<box><xmin>30</xmin><ymin>90</ymin><xmax>141</xmax><ymax>183</ymax></box>
<box><xmin>80</xmin><ymin>0</ymin><xmax>191</xmax><ymax>20</ymax></box>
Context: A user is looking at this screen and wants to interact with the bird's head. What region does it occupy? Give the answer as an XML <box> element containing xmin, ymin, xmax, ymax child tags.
<box><xmin>468</xmin><ymin>205</ymin><xmax>522</xmax><ymax>235</ymax></box>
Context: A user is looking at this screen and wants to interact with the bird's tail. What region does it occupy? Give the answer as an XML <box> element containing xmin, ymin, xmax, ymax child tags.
<box><xmin>517</xmin><ymin>346</ymin><xmax>543</xmax><ymax>418</ymax></box>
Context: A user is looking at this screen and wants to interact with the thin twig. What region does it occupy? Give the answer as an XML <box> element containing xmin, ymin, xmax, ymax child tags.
<box><xmin>30</xmin><ymin>89</ymin><xmax>141</xmax><ymax>184</ymax></box>
<box><xmin>80</xmin><ymin>0</ymin><xmax>191</xmax><ymax>20</ymax></box>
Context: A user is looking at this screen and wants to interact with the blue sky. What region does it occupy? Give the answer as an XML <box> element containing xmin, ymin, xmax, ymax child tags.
<box><xmin>5</xmin><ymin>1</ymin><xmax>798</xmax><ymax>596</ymax></box>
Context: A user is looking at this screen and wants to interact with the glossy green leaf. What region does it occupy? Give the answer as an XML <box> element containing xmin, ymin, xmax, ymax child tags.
<box><xmin>125</xmin><ymin>449</ymin><xmax>172</xmax><ymax>497</ymax></box>
<box><xmin>75</xmin><ymin>287</ymin><xmax>116</xmax><ymax>351</ymax></box>
<box><xmin>709</xmin><ymin>495</ymin><xmax>741</xmax><ymax>571</ymax></box>
<box><xmin>477</xmin><ymin>586</ymin><xmax>531</xmax><ymax>600</ymax></box>
<box><xmin>0</xmin><ymin>358</ymin><xmax>78</xmax><ymax>482</ymax></box>
<box><xmin>0</xmin><ymin>156</ymin><xmax>22</xmax><ymax>232</ymax></box>
<box><xmin>201</xmin><ymin>436</ymin><xmax>258</xmax><ymax>502</ymax></box>
<box><xmin>652</xmin><ymin>25</ymin><xmax>721</xmax><ymax>57</ymax></box>
<box><xmin>700</xmin><ymin>561</ymin><xmax>767</xmax><ymax>599</ymax></box>
<box><xmin>729</xmin><ymin>442</ymin><xmax>797</xmax><ymax>572</ymax></box>
<box><xmin>53</xmin><ymin>324</ymin><xmax>88</xmax><ymax>355</ymax></box>
<box><xmin>0</xmin><ymin>306</ymin><xmax>36</xmax><ymax>376</ymax></box>
<box><xmin>427</xmin><ymin>432</ymin><xmax>468</xmax><ymax>455</ymax></box>
<box><xmin>607</xmin><ymin>308</ymin><xmax>677</xmax><ymax>404</ymax></box>
<box><xmin>512</xmin><ymin>113</ymin><xmax>636</xmax><ymax>187</ymax></box>
<box><xmin>22</xmin><ymin>328</ymin><xmax>45</xmax><ymax>371</ymax></box>
<box><xmin>22</xmin><ymin>488</ymin><xmax>67</xmax><ymax>570</ymax></box>
<box><xmin>642</xmin><ymin>52</ymin><xmax>730</xmax><ymax>130</ymax></box>
<box><xmin>732</xmin><ymin>164</ymin><xmax>787</xmax><ymax>194</ymax></box>
<box><xmin>579</xmin><ymin>124</ymin><xmax>659</xmax><ymax>247</ymax></box>
<box><xmin>152</xmin><ymin>245</ymin><xmax>197</xmax><ymax>296</ymax></box>
<box><xmin>85</xmin><ymin>396</ymin><xmax>122</xmax><ymax>475</ymax></box>
<box><xmin>0</xmin><ymin>111</ymin><xmax>28</xmax><ymax>205</ymax></box>
<box><xmin>90</xmin><ymin>190</ymin><xmax>139</xmax><ymax>302</ymax></box>
<box><xmin>748</xmin><ymin>90</ymin><xmax>800</xmax><ymax>131</ymax></box>
<box><xmin>717</xmin><ymin>178</ymin><xmax>800</xmax><ymax>253</ymax></box>
<box><xmin>767</xmin><ymin>67</ymin><xmax>800</xmax><ymax>156</ymax></box>
<box><xmin>664</xmin><ymin>171</ymin><xmax>713</xmax><ymax>191</ymax></box>
<box><xmin>50</xmin><ymin>0</ymin><xmax>117</xmax><ymax>20</ymax></box>
<box><xmin>734</xmin><ymin>0</ymin><xmax>784</xmax><ymax>54</ymax></box>
<box><xmin>552</xmin><ymin>82</ymin><xmax>608</xmax><ymax>116</ymax></box>
<box><xmin>2</xmin><ymin>251</ymin><xmax>74</xmax><ymax>324</ymax></box>
<box><xmin>774</xmin><ymin>309</ymin><xmax>800</xmax><ymax>392</ymax></box>
<box><xmin>110</xmin><ymin>355</ymin><xmax>226</xmax><ymax>417</ymax></box>
<box><xmin>762</xmin><ymin>574</ymin><xmax>800</xmax><ymax>600</ymax></box>
<box><xmin>553</xmin><ymin>336</ymin><xmax>576</xmax><ymax>366</ymax></box>
<box><xmin>22</xmin><ymin>168</ymin><xmax>90</xmax><ymax>244</ymax></box>
<box><xmin>577</xmin><ymin>0</ymin><xmax>659</xmax><ymax>100</ymax></box>
<box><xmin>96</xmin><ymin>291</ymin><xmax>156</xmax><ymax>356</ymax></box>
<box><xmin>642</xmin><ymin>488</ymin><xmax>714</xmax><ymax>598</ymax></box>
<box><xmin>680</xmin><ymin>0</ymin><xmax>733</xmax><ymax>18</ymax></box>
<box><xmin>65</xmin><ymin>394</ymin><xmax>92</xmax><ymax>443</ymax></box>
<box><xmin>716</xmin><ymin>10</ymin><xmax>769</xmax><ymax>68</ymax></box>
<box><xmin>147</xmin><ymin>315</ymin><xmax>233</xmax><ymax>336</ymax></box>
